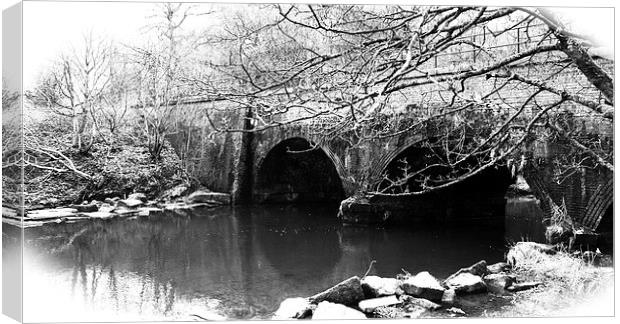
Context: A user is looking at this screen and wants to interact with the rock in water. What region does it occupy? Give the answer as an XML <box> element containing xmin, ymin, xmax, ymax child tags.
<box><xmin>444</xmin><ymin>273</ymin><xmax>487</xmax><ymax>294</ymax></box>
<box><xmin>484</xmin><ymin>274</ymin><xmax>516</xmax><ymax>294</ymax></box>
<box><xmin>310</xmin><ymin>276</ymin><xmax>365</xmax><ymax>306</ymax></box>
<box><xmin>487</xmin><ymin>262</ymin><xmax>511</xmax><ymax>274</ymax></box>
<box><xmin>312</xmin><ymin>301</ymin><xmax>366</xmax><ymax>320</ymax></box>
<box><xmin>400</xmin><ymin>271</ymin><xmax>445</xmax><ymax>302</ymax></box>
<box><xmin>361</xmin><ymin>276</ymin><xmax>401</xmax><ymax>297</ymax></box>
<box><xmin>273</xmin><ymin>297</ymin><xmax>312</xmax><ymax>319</ymax></box>
<box><xmin>358</xmin><ymin>296</ymin><xmax>401</xmax><ymax>313</ymax></box>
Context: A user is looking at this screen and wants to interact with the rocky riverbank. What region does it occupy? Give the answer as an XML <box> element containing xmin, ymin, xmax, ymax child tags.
<box><xmin>272</xmin><ymin>242</ymin><xmax>614</xmax><ymax>319</ymax></box>
<box><xmin>2</xmin><ymin>188</ymin><xmax>232</xmax><ymax>228</ymax></box>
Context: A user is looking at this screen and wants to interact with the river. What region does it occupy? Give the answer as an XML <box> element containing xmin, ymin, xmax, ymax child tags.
<box><xmin>2</xmin><ymin>197</ymin><xmax>546</xmax><ymax>322</ymax></box>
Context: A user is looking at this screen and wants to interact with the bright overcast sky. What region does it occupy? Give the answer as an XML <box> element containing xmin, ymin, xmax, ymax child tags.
<box><xmin>21</xmin><ymin>1</ymin><xmax>614</xmax><ymax>90</ymax></box>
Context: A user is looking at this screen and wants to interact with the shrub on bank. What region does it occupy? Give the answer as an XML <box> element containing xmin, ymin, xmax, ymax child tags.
<box><xmin>13</xmin><ymin>118</ymin><xmax>188</xmax><ymax>207</ymax></box>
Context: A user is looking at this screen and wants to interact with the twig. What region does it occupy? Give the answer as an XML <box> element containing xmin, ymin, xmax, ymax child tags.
<box><xmin>362</xmin><ymin>260</ymin><xmax>377</xmax><ymax>278</ymax></box>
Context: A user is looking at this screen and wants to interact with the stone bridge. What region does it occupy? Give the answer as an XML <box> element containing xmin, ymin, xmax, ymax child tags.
<box><xmin>239</xmin><ymin>117</ymin><xmax>611</xmax><ymax>230</ymax></box>
<box><xmin>166</xmin><ymin>32</ymin><xmax>613</xmax><ymax>232</ymax></box>
<box><xmin>168</xmin><ymin>106</ymin><xmax>612</xmax><ymax>233</ymax></box>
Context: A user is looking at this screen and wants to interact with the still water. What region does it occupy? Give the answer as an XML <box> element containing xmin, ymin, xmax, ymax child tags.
<box><xmin>3</xmin><ymin>199</ymin><xmax>545</xmax><ymax>322</ymax></box>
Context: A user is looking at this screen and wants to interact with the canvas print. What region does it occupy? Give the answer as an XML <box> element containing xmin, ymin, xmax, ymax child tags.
<box><xmin>1</xmin><ymin>0</ymin><xmax>615</xmax><ymax>322</ymax></box>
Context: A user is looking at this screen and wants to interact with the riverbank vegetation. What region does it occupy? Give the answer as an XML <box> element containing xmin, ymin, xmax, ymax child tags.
<box><xmin>489</xmin><ymin>242</ymin><xmax>614</xmax><ymax>317</ymax></box>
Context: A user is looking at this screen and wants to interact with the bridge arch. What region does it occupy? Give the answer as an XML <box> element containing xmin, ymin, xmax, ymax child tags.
<box><xmin>368</xmin><ymin>141</ymin><xmax>513</xmax><ymax>224</ymax></box>
<box><xmin>367</xmin><ymin>136</ymin><xmax>425</xmax><ymax>185</ymax></box>
<box><xmin>254</xmin><ymin>137</ymin><xmax>345</xmax><ymax>203</ymax></box>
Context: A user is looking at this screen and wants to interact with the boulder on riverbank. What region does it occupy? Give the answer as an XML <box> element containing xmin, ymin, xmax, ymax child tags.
<box><xmin>117</xmin><ymin>198</ymin><xmax>144</xmax><ymax>209</ymax></box>
<box><xmin>187</xmin><ymin>190</ymin><xmax>232</xmax><ymax>205</ymax></box>
<box><xmin>400</xmin><ymin>271</ymin><xmax>445</xmax><ymax>302</ymax></box>
<box><xmin>445</xmin><ymin>260</ymin><xmax>487</xmax><ymax>282</ymax></box>
<box><xmin>128</xmin><ymin>193</ymin><xmax>148</xmax><ymax>202</ymax></box>
<box><xmin>68</xmin><ymin>204</ymin><xmax>99</xmax><ymax>212</ymax></box>
<box><xmin>309</xmin><ymin>276</ymin><xmax>365</xmax><ymax>306</ymax></box>
<box><xmin>361</xmin><ymin>276</ymin><xmax>401</xmax><ymax>298</ymax></box>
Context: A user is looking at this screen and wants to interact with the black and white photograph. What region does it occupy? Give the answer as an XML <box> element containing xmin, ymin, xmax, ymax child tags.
<box><xmin>1</xmin><ymin>0</ymin><xmax>616</xmax><ymax>322</ymax></box>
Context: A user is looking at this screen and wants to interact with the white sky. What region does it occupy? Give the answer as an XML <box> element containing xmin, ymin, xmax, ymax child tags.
<box><xmin>20</xmin><ymin>1</ymin><xmax>615</xmax><ymax>90</ymax></box>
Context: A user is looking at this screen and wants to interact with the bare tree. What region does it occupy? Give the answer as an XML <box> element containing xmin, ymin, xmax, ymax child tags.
<box><xmin>194</xmin><ymin>5</ymin><xmax>612</xmax><ymax>195</ymax></box>
<box><xmin>95</xmin><ymin>52</ymin><xmax>132</xmax><ymax>135</ymax></box>
<box><xmin>130</xmin><ymin>3</ymin><xmax>198</xmax><ymax>160</ymax></box>
<box><xmin>30</xmin><ymin>33</ymin><xmax>113</xmax><ymax>153</ymax></box>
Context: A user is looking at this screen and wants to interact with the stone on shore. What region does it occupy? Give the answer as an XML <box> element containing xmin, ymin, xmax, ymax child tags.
<box><xmin>83</xmin><ymin>211</ymin><xmax>116</xmax><ymax>219</ymax></box>
<box><xmin>441</xmin><ymin>289</ymin><xmax>456</xmax><ymax>306</ymax></box>
<box><xmin>187</xmin><ymin>191</ymin><xmax>231</xmax><ymax>205</ymax></box>
<box><xmin>117</xmin><ymin>198</ymin><xmax>144</xmax><ymax>209</ymax></box>
<box><xmin>104</xmin><ymin>197</ymin><xmax>119</xmax><ymax>204</ymax></box>
<box><xmin>114</xmin><ymin>208</ymin><xmax>140</xmax><ymax>217</ymax></box>
<box><xmin>358</xmin><ymin>296</ymin><xmax>401</xmax><ymax>313</ymax></box>
<box><xmin>400</xmin><ymin>271</ymin><xmax>445</xmax><ymax>302</ymax></box>
<box><xmin>2</xmin><ymin>207</ymin><xmax>19</xmax><ymax>218</ymax></box>
<box><xmin>507</xmin><ymin>281</ymin><xmax>542</xmax><ymax>292</ymax></box>
<box><xmin>487</xmin><ymin>262</ymin><xmax>511</xmax><ymax>274</ymax></box>
<box><xmin>160</xmin><ymin>184</ymin><xmax>189</xmax><ymax>200</ymax></box>
<box><xmin>98</xmin><ymin>204</ymin><xmax>116</xmax><ymax>213</ymax></box>
<box><xmin>361</xmin><ymin>276</ymin><xmax>401</xmax><ymax>298</ymax></box>
<box><xmin>273</xmin><ymin>297</ymin><xmax>312</xmax><ymax>319</ymax></box>
<box><xmin>27</xmin><ymin>208</ymin><xmax>78</xmax><ymax>220</ymax></box>
<box><xmin>128</xmin><ymin>193</ymin><xmax>148</xmax><ymax>202</ymax></box>
<box><xmin>69</xmin><ymin>204</ymin><xmax>98</xmax><ymax>212</ymax></box>
<box><xmin>311</xmin><ymin>301</ymin><xmax>366</xmax><ymax>320</ymax></box>
<box><xmin>444</xmin><ymin>273</ymin><xmax>487</xmax><ymax>294</ymax></box>
<box><xmin>446</xmin><ymin>307</ymin><xmax>466</xmax><ymax>315</ymax></box>
<box><xmin>484</xmin><ymin>273</ymin><xmax>516</xmax><ymax>294</ymax></box>
<box><xmin>309</xmin><ymin>276</ymin><xmax>365</xmax><ymax>306</ymax></box>
<box><xmin>137</xmin><ymin>207</ymin><xmax>163</xmax><ymax>217</ymax></box>
<box><xmin>399</xmin><ymin>295</ymin><xmax>441</xmax><ymax>310</ymax></box>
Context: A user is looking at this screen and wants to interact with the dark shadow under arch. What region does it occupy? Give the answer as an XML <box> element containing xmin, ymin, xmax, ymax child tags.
<box><xmin>255</xmin><ymin>137</ymin><xmax>345</xmax><ymax>203</ymax></box>
<box><xmin>375</xmin><ymin>145</ymin><xmax>513</xmax><ymax>225</ymax></box>
<box><xmin>596</xmin><ymin>204</ymin><xmax>613</xmax><ymax>253</ymax></box>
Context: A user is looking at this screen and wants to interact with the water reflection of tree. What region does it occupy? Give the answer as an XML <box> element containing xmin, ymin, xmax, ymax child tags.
<box><xmin>25</xmin><ymin>216</ymin><xmax>194</xmax><ymax>317</ymax></box>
